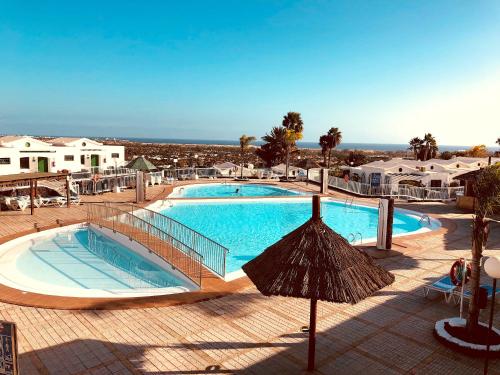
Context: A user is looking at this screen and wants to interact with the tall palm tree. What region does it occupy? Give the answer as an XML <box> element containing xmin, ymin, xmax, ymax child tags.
<box><xmin>239</xmin><ymin>135</ymin><xmax>256</xmax><ymax>178</ymax></box>
<box><xmin>422</xmin><ymin>133</ymin><xmax>437</xmax><ymax>161</ymax></box>
<box><xmin>319</xmin><ymin>127</ymin><xmax>342</xmax><ymax>169</ymax></box>
<box><xmin>467</xmin><ymin>165</ymin><xmax>500</xmax><ymax>334</ymax></box>
<box><xmin>496</xmin><ymin>137</ymin><xmax>500</xmax><ymax>146</ymax></box>
<box><xmin>408</xmin><ymin>137</ymin><xmax>423</xmax><ymax>160</ymax></box>
<box><xmin>256</xmin><ymin>126</ymin><xmax>287</xmax><ymax>167</ymax></box>
<box><xmin>319</xmin><ymin>135</ymin><xmax>329</xmax><ymax>166</ymax></box>
<box><xmin>282</xmin><ymin>112</ymin><xmax>304</xmax><ymax>179</ymax></box>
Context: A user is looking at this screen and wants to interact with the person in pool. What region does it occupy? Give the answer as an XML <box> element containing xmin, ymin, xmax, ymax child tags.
<box><xmin>235</xmin><ymin>188</ymin><xmax>240</xmax><ymax>194</ymax></box>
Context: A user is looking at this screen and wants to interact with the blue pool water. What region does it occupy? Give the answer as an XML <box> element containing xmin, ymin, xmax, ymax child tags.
<box><xmin>15</xmin><ymin>228</ymin><xmax>188</xmax><ymax>290</ymax></box>
<box><xmin>171</xmin><ymin>183</ymin><xmax>309</xmax><ymax>198</ymax></box>
<box><xmin>160</xmin><ymin>200</ymin><xmax>424</xmax><ymax>273</ymax></box>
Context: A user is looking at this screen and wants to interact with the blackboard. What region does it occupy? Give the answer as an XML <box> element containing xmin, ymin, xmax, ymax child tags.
<box><xmin>0</xmin><ymin>321</ymin><xmax>18</xmax><ymax>375</ymax></box>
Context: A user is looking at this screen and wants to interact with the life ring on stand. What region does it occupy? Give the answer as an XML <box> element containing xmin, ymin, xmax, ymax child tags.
<box><xmin>92</xmin><ymin>174</ymin><xmax>101</xmax><ymax>183</ymax></box>
<box><xmin>449</xmin><ymin>258</ymin><xmax>471</xmax><ymax>286</ymax></box>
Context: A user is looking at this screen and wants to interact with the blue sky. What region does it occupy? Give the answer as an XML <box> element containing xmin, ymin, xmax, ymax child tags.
<box><xmin>0</xmin><ymin>1</ymin><xmax>499</xmax><ymax>145</ymax></box>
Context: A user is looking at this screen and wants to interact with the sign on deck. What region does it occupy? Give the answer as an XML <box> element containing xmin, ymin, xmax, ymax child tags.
<box><xmin>0</xmin><ymin>321</ymin><xmax>18</xmax><ymax>375</ymax></box>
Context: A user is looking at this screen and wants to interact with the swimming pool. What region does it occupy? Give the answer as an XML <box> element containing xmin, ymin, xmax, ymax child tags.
<box><xmin>0</xmin><ymin>225</ymin><xmax>196</xmax><ymax>297</ymax></box>
<box><xmin>155</xmin><ymin>198</ymin><xmax>439</xmax><ymax>276</ymax></box>
<box><xmin>169</xmin><ymin>183</ymin><xmax>309</xmax><ymax>198</ymax></box>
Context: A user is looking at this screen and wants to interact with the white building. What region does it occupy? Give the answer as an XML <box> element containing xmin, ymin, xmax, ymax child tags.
<box><xmin>344</xmin><ymin>156</ymin><xmax>499</xmax><ymax>188</ymax></box>
<box><xmin>0</xmin><ymin>136</ymin><xmax>125</xmax><ymax>175</ymax></box>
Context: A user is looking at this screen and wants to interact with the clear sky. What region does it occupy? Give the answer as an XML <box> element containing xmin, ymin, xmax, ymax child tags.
<box><xmin>1</xmin><ymin>1</ymin><xmax>499</xmax><ymax>146</ymax></box>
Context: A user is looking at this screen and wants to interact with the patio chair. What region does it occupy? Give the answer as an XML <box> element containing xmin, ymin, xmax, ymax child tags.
<box><xmin>56</xmin><ymin>196</ymin><xmax>81</xmax><ymax>207</ymax></box>
<box><xmin>423</xmin><ymin>276</ymin><xmax>457</xmax><ymax>303</ymax></box>
<box><xmin>7</xmin><ymin>197</ymin><xmax>29</xmax><ymax>211</ymax></box>
<box><xmin>452</xmin><ymin>284</ymin><xmax>500</xmax><ymax>304</ymax></box>
<box><xmin>40</xmin><ymin>196</ymin><xmax>65</xmax><ymax>207</ymax></box>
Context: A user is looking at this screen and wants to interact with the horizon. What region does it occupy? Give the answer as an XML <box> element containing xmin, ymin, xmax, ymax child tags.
<box><xmin>1</xmin><ymin>1</ymin><xmax>499</xmax><ymax>146</ymax></box>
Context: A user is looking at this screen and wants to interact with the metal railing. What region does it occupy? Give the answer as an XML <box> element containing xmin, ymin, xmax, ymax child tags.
<box><xmin>308</xmin><ymin>169</ymin><xmax>464</xmax><ymax>201</ymax></box>
<box><xmin>87</xmin><ymin>203</ymin><xmax>203</xmax><ymax>286</ymax></box>
<box><xmin>101</xmin><ymin>202</ymin><xmax>229</xmax><ymax>278</ymax></box>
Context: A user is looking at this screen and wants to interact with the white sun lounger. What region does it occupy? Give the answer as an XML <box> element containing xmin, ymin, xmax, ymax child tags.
<box><xmin>423</xmin><ymin>276</ymin><xmax>457</xmax><ymax>303</ymax></box>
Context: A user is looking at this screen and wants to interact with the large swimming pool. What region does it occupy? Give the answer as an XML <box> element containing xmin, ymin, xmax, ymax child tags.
<box><xmin>157</xmin><ymin>198</ymin><xmax>437</xmax><ymax>275</ymax></box>
<box><xmin>0</xmin><ymin>225</ymin><xmax>196</xmax><ymax>297</ymax></box>
<box><xmin>170</xmin><ymin>183</ymin><xmax>309</xmax><ymax>198</ymax></box>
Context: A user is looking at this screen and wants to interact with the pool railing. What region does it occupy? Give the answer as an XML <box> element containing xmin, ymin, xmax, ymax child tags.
<box><xmin>98</xmin><ymin>202</ymin><xmax>229</xmax><ymax>279</ymax></box>
<box><xmin>87</xmin><ymin>203</ymin><xmax>204</xmax><ymax>286</ymax></box>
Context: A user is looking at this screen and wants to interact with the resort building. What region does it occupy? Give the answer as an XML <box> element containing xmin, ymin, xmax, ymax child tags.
<box><xmin>343</xmin><ymin>156</ymin><xmax>499</xmax><ymax>188</ymax></box>
<box><xmin>0</xmin><ymin>135</ymin><xmax>125</xmax><ymax>175</ymax></box>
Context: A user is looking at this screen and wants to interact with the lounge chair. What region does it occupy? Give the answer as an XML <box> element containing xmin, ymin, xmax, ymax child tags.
<box><xmin>423</xmin><ymin>276</ymin><xmax>457</xmax><ymax>303</ymax></box>
<box><xmin>40</xmin><ymin>196</ymin><xmax>65</xmax><ymax>207</ymax></box>
<box><xmin>5</xmin><ymin>196</ymin><xmax>29</xmax><ymax>211</ymax></box>
<box><xmin>56</xmin><ymin>196</ymin><xmax>81</xmax><ymax>207</ymax></box>
<box><xmin>452</xmin><ymin>284</ymin><xmax>500</xmax><ymax>304</ymax></box>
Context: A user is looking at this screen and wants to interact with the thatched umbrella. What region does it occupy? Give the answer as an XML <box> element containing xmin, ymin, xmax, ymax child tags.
<box><xmin>242</xmin><ymin>195</ymin><xmax>395</xmax><ymax>371</ymax></box>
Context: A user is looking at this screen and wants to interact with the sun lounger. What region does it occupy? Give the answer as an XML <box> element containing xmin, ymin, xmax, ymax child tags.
<box><xmin>452</xmin><ymin>284</ymin><xmax>500</xmax><ymax>304</ymax></box>
<box><xmin>40</xmin><ymin>196</ymin><xmax>65</xmax><ymax>207</ymax></box>
<box><xmin>56</xmin><ymin>196</ymin><xmax>81</xmax><ymax>207</ymax></box>
<box><xmin>423</xmin><ymin>276</ymin><xmax>457</xmax><ymax>303</ymax></box>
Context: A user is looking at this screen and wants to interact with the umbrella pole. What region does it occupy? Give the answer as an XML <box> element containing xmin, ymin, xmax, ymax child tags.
<box><xmin>308</xmin><ymin>298</ymin><xmax>317</xmax><ymax>371</ymax></box>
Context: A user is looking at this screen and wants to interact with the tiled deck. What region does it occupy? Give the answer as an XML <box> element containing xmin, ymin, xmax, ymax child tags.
<box><xmin>1</xmin><ymin>182</ymin><xmax>499</xmax><ymax>374</ymax></box>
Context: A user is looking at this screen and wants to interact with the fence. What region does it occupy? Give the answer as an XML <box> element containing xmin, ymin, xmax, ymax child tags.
<box><xmin>87</xmin><ymin>203</ymin><xmax>204</xmax><ymax>286</ymax></box>
<box><xmin>101</xmin><ymin>202</ymin><xmax>229</xmax><ymax>278</ymax></box>
<box><xmin>308</xmin><ymin>169</ymin><xmax>464</xmax><ymax>201</ymax></box>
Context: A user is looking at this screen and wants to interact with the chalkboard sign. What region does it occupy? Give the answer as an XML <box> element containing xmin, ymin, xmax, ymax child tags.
<box><xmin>0</xmin><ymin>321</ymin><xmax>18</xmax><ymax>375</ymax></box>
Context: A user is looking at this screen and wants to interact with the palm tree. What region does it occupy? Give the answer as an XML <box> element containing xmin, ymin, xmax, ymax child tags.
<box><xmin>282</xmin><ymin>112</ymin><xmax>304</xmax><ymax>180</ymax></box>
<box><xmin>408</xmin><ymin>137</ymin><xmax>423</xmax><ymax>160</ymax></box>
<box><xmin>467</xmin><ymin>165</ymin><xmax>500</xmax><ymax>334</ymax></box>
<box><xmin>319</xmin><ymin>135</ymin><xmax>329</xmax><ymax>166</ymax></box>
<box><xmin>256</xmin><ymin>126</ymin><xmax>288</xmax><ymax>167</ymax></box>
<box><xmin>319</xmin><ymin>127</ymin><xmax>342</xmax><ymax>169</ymax></box>
<box><xmin>239</xmin><ymin>135</ymin><xmax>256</xmax><ymax>178</ymax></box>
<box><xmin>422</xmin><ymin>133</ymin><xmax>437</xmax><ymax>161</ymax></box>
<box><xmin>496</xmin><ymin>137</ymin><xmax>500</xmax><ymax>146</ymax></box>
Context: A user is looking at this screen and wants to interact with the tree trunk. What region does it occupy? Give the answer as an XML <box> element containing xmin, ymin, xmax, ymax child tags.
<box><xmin>322</xmin><ymin>152</ymin><xmax>327</xmax><ymax>166</ymax></box>
<box><xmin>285</xmin><ymin>146</ymin><xmax>290</xmax><ymax>180</ymax></box>
<box><xmin>327</xmin><ymin>149</ymin><xmax>331</xmax><ymax>169</ymax></box>
<box><xmin>466</xmin><ymin>215</ymin><xmax>486</xmax><ymax>334</ymax></box>
<box><xmin>240</xmin><ymin>150</ymin><xmax>244</xmax><ymax>179</ymax></box>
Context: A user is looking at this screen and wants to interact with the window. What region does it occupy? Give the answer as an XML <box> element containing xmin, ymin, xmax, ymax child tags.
<box><xmin>80</xmin><ymin>155</ymin><xmax>85</xmax><ymax>164</ymax></box>
<box><xmin>398</xmin><ymin>168</ymin><xmax>403</xmax><ymax>172</ymax></box>
<box><xmin>0</xmin><ymin>158</ymin><xmax>11</xmax><ymax>165</ymax></box>
<box><xmin>20</xmin><ymin>157</ymin><xmax>30</xmax><ymax>169</ymax></box>
<box><xmin>64</xmin><ymin>155</ymin><xmax>75</xmax><ymax>161</ymax></box>
<box><xmin>456</xmin><ymin>164</ymin><xmax>460</xmax><ymax>168</ymax></box>
<box><xmin>111</xmin><ymin>153</ymin><xmax>119</xmax><ymax>158</ymax></box>
<box><xmin>430</xmin><ymin>165</ymin><xmax>434</xmax><ymax>170</ymax></box>
<box><xmin>82</xmin><ymin>142</ymin><xmax>87</xmax><ymax>147</ymax></box>
<box><xmin>430</xmin><ymin>180</ymin><xmax>442</xmax><ymax>188</ymax></box>
<box><xmin>25</xmin><ymin>142</ymin><xmax>30</xmax><ymax>147</ymax></box>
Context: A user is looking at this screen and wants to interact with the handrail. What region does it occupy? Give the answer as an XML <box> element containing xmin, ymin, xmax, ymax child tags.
<box><xmin>101</xmin><ymin>202</ymin><xmax>229</xmax><ymax>278</ymax></box>
<box><xmin>86</xmin><ymin>203</ymin><xmax>203</xmax><ymax>286</ymax></box>
<box><xmin>419</xmin><ymin>214</ymin><xmax>431</xmax><ymax>226</ymax></box>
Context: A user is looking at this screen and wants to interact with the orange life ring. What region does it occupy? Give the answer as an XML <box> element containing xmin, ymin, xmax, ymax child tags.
<box><xmin>92</xmin><ymin>174</ymin><xmax>101</xmax><ymax>183</ymax></box>
<box><xmin>449</xmin><ymin>258</ymin><xmax>471</xmax><ymax>286</ymax></box>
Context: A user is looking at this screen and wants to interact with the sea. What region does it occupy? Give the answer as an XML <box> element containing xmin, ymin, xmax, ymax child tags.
<box><xmin>111</xmin><ymin>137</ymin><xmax>479</xmax><ymax>152</ymax></box>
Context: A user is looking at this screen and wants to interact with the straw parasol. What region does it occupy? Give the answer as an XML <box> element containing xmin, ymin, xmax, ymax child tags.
<box><xmin>242</xmin><ymin>195</ymin><xmax>394</xmax><ymax>371</ymax></box>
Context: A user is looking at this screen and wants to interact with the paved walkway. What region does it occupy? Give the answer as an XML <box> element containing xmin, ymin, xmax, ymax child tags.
<box><xmin>0</xmin><ymin>183</ymin><xmax>499</xmax><ymax>374</ymax></box>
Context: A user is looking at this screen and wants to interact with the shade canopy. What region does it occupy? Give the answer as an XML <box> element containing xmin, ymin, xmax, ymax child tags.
<box><xmin>125</xmin><ymin>156</ymin><xmax>157</xmax><ymax>172</ymax></box>
<box><xmin>242</xmin><ymin>211</ymin><xmax>394</xmax><ymax>304</ymax></box>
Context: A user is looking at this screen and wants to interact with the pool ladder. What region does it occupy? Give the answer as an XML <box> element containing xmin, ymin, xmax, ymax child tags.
<box><xmin>419</xmin><ymin>214</ymin><xmax>431</xmax><ymax>226</ymax></box>
<box><xmin>162</xmin><ymin>199</ymin><xmax>174</xmax><ymax>208</ymax></box>
<box><xmin>348</xmin><ymin>232</ymin><xmax>363</xmax><ymax>244</ymax></box>
<box><xmin>344</xmin><ymin>197</ymin><xmax>354</xmax><ymax>212</ymax></box>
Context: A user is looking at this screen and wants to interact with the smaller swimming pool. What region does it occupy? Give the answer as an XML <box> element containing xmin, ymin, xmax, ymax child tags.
<box><xmin>170</xmin><ymin>183</ymin><xmax>309</xmax><ymax>198</ymax></box>
<box><xmin>0</xmin><ymin>225</ymin><xmax>197</xmax><ymax>298</ymax></box>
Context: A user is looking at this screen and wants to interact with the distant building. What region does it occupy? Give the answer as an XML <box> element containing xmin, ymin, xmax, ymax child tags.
<box><xmin>343</xmin><ymin>157</ymin><xmax>499</xmax><ymax>188</ymax></box>
<box><xmin>0</xmin><ymin>135</ymin><xmax>124</xmax><ymax>175</ymax></box>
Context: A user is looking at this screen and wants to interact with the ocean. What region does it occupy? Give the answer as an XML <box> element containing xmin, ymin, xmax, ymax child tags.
<box><xmin>114</xmin><ymin>137</ymin><xmax>477</xmax><ymax>152</ymax></box>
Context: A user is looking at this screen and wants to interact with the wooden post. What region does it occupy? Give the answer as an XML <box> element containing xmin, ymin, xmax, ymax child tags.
<box><xmin>307</xmin><ymin>298</ymin><xmax>318</xmax><ymax>371</ymax></box>
<box><xmin>484</xmin><ymin>278</ymin><xmax>497</xmax><ymax>374</ymax></box>
<box><xmin>385</xmin><ymin>198</ymin><xmax>394</xmax><ymax>249</ymax></box>
<box><xmin>66</xmin><ymin>176</ymin><xmax>70</xmax><ymax>208</ymax></box>
<box><xmin>29</xmin><ymin>179</ymin><xmax>34</xmax><ymax>215</ymax></box>
<box><xmin>312</xmin><ymin>195</ymin><xmax>321</xmax><ymax>220</ymax></box>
